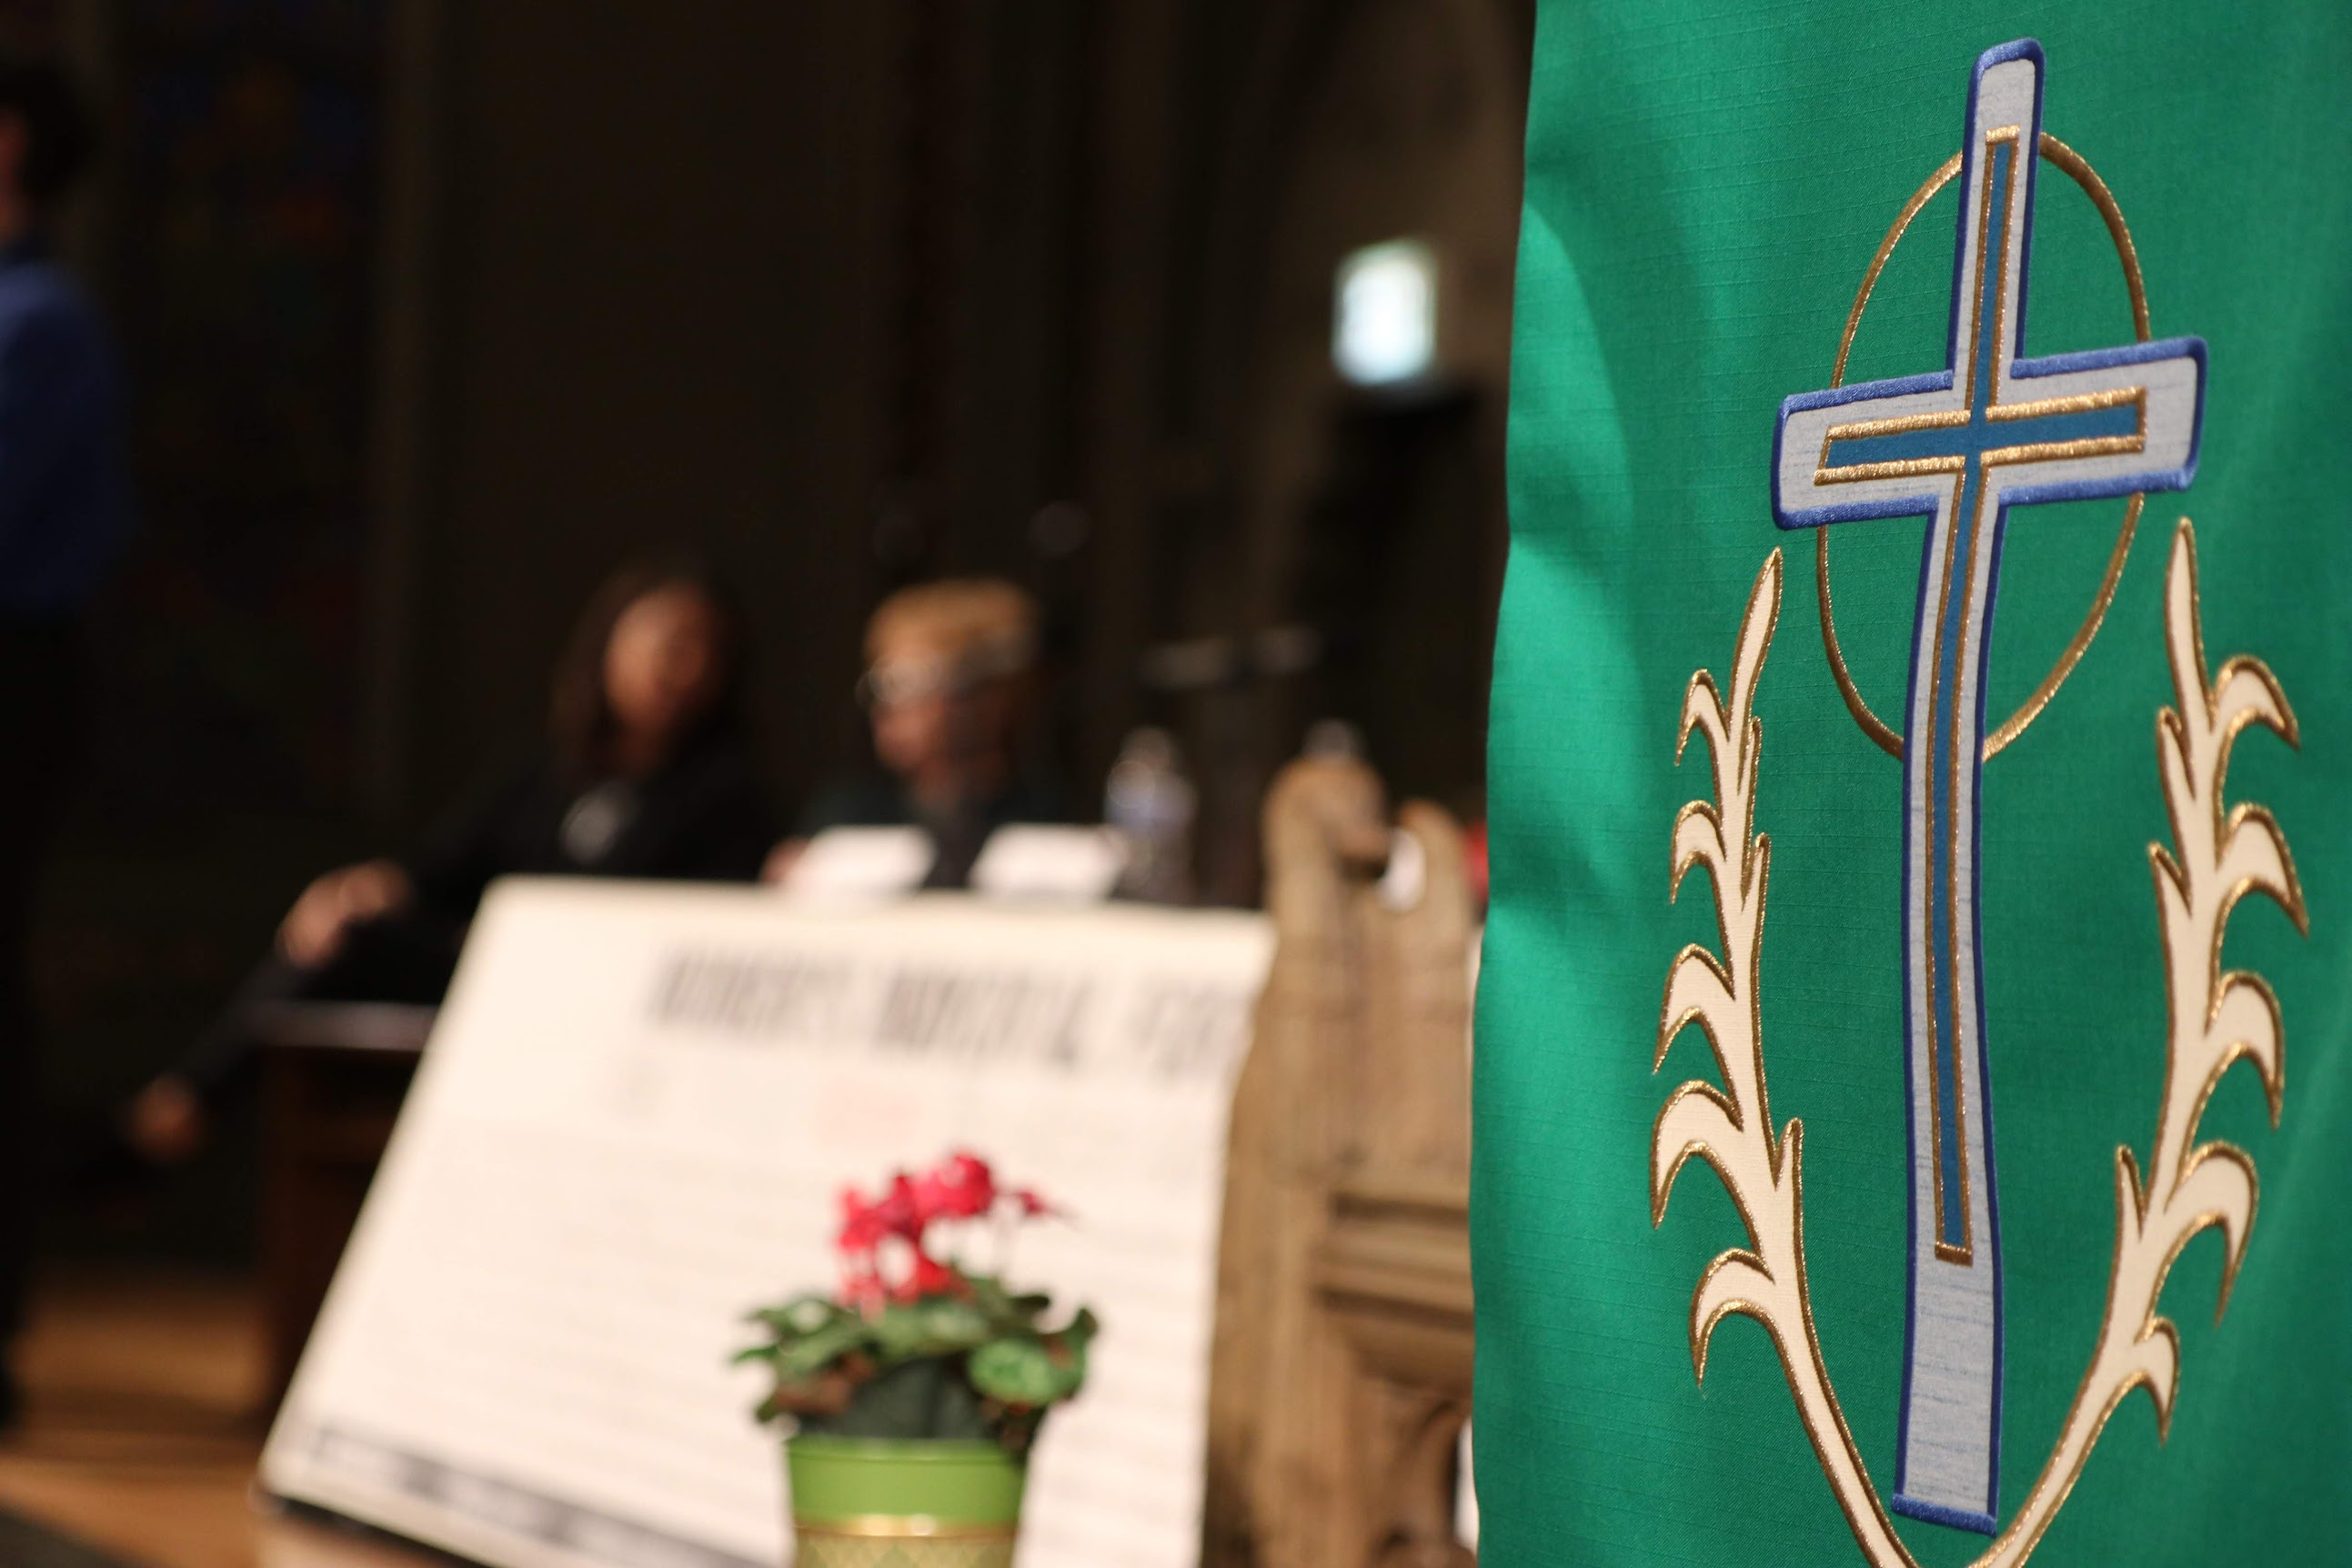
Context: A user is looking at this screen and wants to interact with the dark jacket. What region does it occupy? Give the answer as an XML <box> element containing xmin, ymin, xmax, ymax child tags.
<box><xmin>404</xmin><ymin>739</ymin><xmax>776</xmax><ymax>921</ymax></box>
<box><xmin>0</xmin><ymin>235</ymin><xmax>129</xmax><ymax>618</ymax></box>
<box><xmin>174</xmin><ymin>739</ymin><xmax>776</xmax><ymax>1098</ymax></box>
<box><xmin>794</xmin><ymin>771</ymin><xmax>1065</xmax><ymax>890</ymax></box>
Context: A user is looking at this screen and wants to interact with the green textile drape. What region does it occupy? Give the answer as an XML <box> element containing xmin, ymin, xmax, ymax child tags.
<box><xmin>1476</xmin><ymin>6</ymin><xmax>2352</xmax><ymax>1564</ymax></box>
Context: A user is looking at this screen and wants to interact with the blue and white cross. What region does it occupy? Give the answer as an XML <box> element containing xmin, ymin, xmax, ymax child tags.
<box><xmin>1771</xmin><ymin>40</ymin><xmax>2205</xmax><ymax>1534</ymax></box>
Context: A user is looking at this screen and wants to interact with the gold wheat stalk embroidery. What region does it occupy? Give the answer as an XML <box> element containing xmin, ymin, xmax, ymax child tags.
<box><xmin>1650</xmin><ymin>521</ymin><xmax>2303</xmax><ymax>1568</ymax></box>
<box><xmin>1651</xmin><ymin>547</ymin><xmax>1915</xmax><ymax>1562</ymax></box>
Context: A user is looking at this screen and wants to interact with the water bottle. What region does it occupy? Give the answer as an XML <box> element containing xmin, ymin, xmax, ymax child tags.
<box><xmin>1105</xmin><ymin>727</ymin><xmax>1196</xmax><ymax>903</ymax></box>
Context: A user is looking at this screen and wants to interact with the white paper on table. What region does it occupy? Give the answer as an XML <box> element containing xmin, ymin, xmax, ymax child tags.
<box><xmin>1456</xmin><ymin>1422</ymin><xmax>1477</xmax><ymax>1549</ymax></box>
<box><xmin>779</xmin><ymin>826</ymin><xmax>935</xmax><ymax>901</ymax></box>
<box><xmin>261</xmin><ymin>879</ymin><xmax>1273</xmax><ymax>1568</ymax></box>
<box><xmin>969</xmin><ymin>826</ymin><xmax>1128</xmax><ymax>904</ymax></box>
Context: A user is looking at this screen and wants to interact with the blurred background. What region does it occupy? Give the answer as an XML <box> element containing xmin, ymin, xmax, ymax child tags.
<box><xmin>14</xmin><ymin>0</ymin><xmax>1530</xmax><ymax>1280</ymax></box>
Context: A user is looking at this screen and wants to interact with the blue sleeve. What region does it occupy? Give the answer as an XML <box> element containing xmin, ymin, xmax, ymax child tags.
<box><xmin>0</xmin><ymin>307</ymin><xmax>87</xmax><ymax>538</ymax></box>
<box><xmin>0</xmin><ymin>286</ymin><xmax>131</xmax><ymax>608</ymax></box>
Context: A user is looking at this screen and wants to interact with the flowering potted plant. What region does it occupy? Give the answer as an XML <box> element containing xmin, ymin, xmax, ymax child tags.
<box><xmin>739</xmin><ymin>1152</ymin><xmax>1096</xmax><ymax>1565</ymax></box>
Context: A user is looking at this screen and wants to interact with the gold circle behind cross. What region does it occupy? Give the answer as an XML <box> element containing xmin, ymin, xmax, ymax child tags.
<box><xmin>1815</xmin><ymin>133</ymin><xmax>2151</xmax><ymax>762</ymax></box>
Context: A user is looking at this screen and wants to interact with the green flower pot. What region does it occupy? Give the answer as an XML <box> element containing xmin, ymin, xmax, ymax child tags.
<box><xmin>786</xmin><ymin>1435</ymin><xmax>1026</xmax><ymax>1567</ymax></box>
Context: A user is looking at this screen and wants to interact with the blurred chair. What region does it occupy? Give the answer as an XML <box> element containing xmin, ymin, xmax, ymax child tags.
<box><xmin>1203</xmin><ymin>756</ymin><xmax>1476</xmax><ymax>1568</ymax></box>
<box><xmin>251</xmin><ymin>1001</ymin><xmax>432</xmax><ymax>1412</ymax></box>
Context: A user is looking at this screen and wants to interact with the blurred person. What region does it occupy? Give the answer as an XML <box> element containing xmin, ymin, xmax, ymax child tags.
<box><xmin>0</xmin><ymin>59</ymin><xmax>126</xmax><ymax>1424</ymax></box>
<box><xmin>767</xmin><ymin>578</ymin><xmax>1063</xmax><ymax>890</ymax></box>
<box><xmin>121</xmin><ymin>557</ymin><xmax>774</xmax><ymax>1166</ymax></box>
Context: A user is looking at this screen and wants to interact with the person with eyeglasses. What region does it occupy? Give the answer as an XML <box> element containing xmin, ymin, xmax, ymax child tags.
<box><xmin>765</xmin><ymin>578</ymin><xmax>1066</xmax><ymax>890</ymax></box>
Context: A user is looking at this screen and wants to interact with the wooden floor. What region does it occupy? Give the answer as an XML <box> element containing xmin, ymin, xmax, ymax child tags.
<box><xmin>0</xmin><ymin>1267</ymin><xmax>427</xmax><ymax>1568</ymax></box>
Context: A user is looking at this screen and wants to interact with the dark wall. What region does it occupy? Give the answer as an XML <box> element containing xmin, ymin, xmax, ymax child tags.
<box><xmin>391</xmin><ymin>0</ymin><xmax>1532</xmax><ymax>853</ymax></box>
<box><xmin>397</xmin><ymin>3</ymin><xmax>902</xmax><ymax>822</ymax></box>
<box><xmin>44</xmin><ymin>3</ymin><xmax>912</xmax><ymax>1261</ymax></box>
<box><xmin>40</xmin><ymin>0</ymin><xmax>394</xmax><ymax>1261</ymax></box>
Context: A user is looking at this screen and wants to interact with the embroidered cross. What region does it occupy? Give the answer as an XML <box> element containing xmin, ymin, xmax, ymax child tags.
<box><xmin>1771</xmin><ymin>41</ymin><xmax>2205</xmax><ymax>1535</ymax></box>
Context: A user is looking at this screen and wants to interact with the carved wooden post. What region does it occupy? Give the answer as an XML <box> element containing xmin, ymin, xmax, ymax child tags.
<box><xmin>1203</xmin><ymin>756</ymin><xmax>1475</xmax><ymax>1568</ymax></box>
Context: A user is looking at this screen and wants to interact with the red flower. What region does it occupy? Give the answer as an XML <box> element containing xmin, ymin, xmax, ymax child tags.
<box><xmin>876</xmin><ymin>1174</ymin><xmax>926</xmax><ymax>1241</ymax></box>
<box><xmin>894</xmin><ymin>1251</ymin><xmax>959</xmax><ymax>1303</ymax></box>
<box><xmin>913</xmin><ymin>1151</ymin><xmax>998</xmax><ymax>1221</ymax></box>
<box><xmin>1008</xmin><ymin>1187</ymin><xmax>1058</xmax><ymax>1220</ymax></box>
<box><xmin>829</xmin><ymin>1152</ymin><xmax>1064</xmax><ymax>1311</ymax></box>
<box><xmin>836</xmin><ymin>1186</ymin><xmax>889</xmax><ymax>1252</ymax></box>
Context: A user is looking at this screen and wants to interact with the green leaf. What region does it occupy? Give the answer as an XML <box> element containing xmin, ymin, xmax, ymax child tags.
<box><xmin>967</xmin><ymin>1332</ymin><xmax>1088</xmax><ymax>1409</ymax></box>
<box><xmin>749</xmin><ymin>1293</ymin><xmax>852</xmax><ymax>1342</ymax></box>
<box><xmin>960</xmin><ymin>1274</ymin><xmax>1045</xmax><ymax>1323</ymax></box>
<box><xmin>1057</xmin><ymin>1306</ymin><xmax>1100</xmax><ymax>1348</ymax></box>
<box><xmin>798</xmin><ymin>1356</ymin><xmax>993</xmax><ymax>1443</ymax></box>
<box><xmin>772</xmin><ymin>1315</ymin><xmax>875</xmax><ymax>1382</ymax></box>
<box><xmin>741</xmin><ymin>1283</ymin><xmax>1102</xmax><ymax>1447</ymax></box>
<box><xmin>912</xmin><ymin>1298</ymin><xmax>995</xmax><ymax>1350</ymax></box>
<box><xmin>869</xmin><ymin>1297</ymin><xmax>996</xmax><ymax>1361</ymax></box>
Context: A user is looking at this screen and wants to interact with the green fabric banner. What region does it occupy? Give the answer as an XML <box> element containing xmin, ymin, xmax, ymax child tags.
<box><xmin>1476</xmin><ymin>6</ymin><xmax>2350</xmax><ymax>1565</ymax></box>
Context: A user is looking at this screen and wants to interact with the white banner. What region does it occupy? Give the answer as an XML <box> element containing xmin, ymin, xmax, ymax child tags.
<box><xmin>262</xmin><ymin>879</ymin><xmax>1273</xmax><ymax>1568</ymax></box>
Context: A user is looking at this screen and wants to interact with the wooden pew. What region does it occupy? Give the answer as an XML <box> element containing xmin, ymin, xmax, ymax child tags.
<box><xmin>1204</xmin><ymin>756</ymin><xmax>1476</xmax><ymax>1568</ymax></box>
